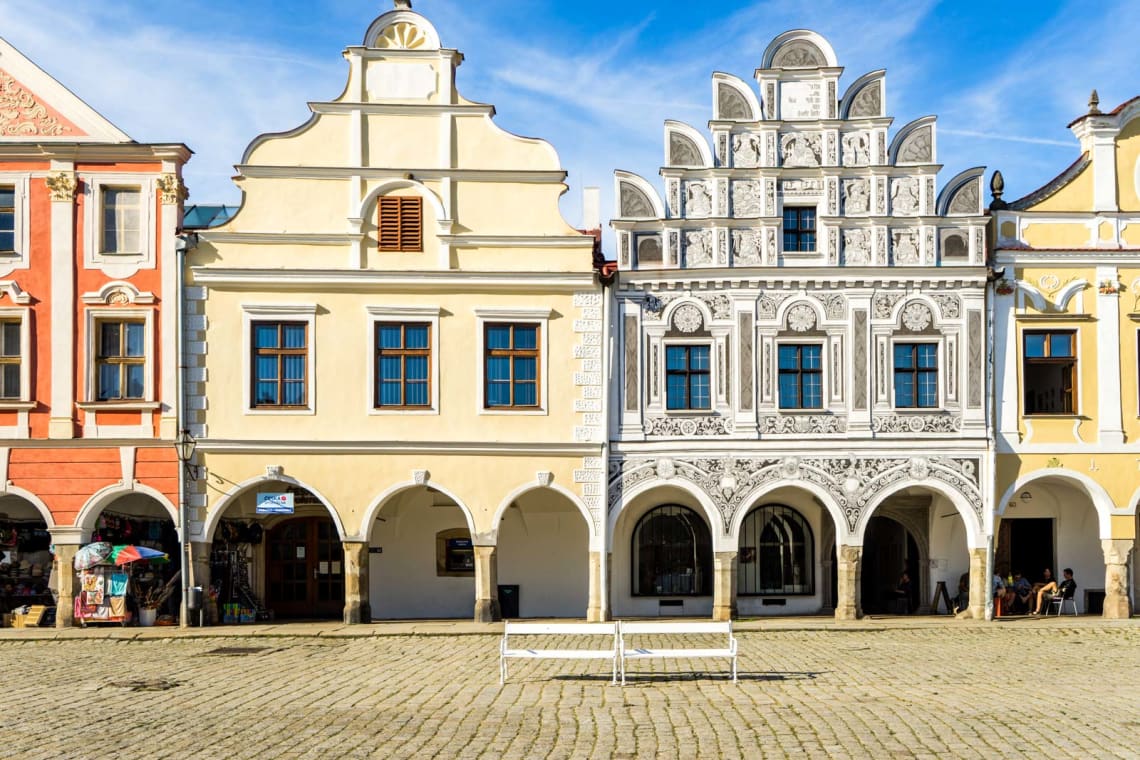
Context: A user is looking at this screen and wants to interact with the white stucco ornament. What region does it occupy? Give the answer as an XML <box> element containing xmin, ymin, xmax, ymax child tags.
<box><xmin>909</xmin><ymin>457</ymin><xmax>930</xmax><ymax>480</ymax></box>
<box><xmin>655</xmin><ymin>458</ymin><xmax>676</xmax><ymax>480</ymax></box>
<box><xmin>535</xmin><ymin>471</ymin><xmax>554</xmax><ymax>487</ymax></box>
<box><xmin>901</xmin><ymin>302</ymin><xmax>932</xmax><ymax>331</ymax></box>
<box><xmin>672</xmin><ymin>304</ymin><xmax>703</xmax><ymax>333</ymax></box>
<box><xmin>781</xmin><ymin>457</ymin><xmax>801</xmax><ymax>478</ymax></box>
<box><xmin>412</xmin><ymin>469</ymin><xmax>430</xmax><ymax>485</ymax></box>
<box><xmin>787</xmin><ymin>304</ymin><xmax>817</xmax><ymax>332</ymax></box>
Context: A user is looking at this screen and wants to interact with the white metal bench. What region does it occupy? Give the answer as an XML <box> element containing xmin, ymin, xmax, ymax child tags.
<box><xmin>619</xmin><ymin>621</ymin><xmax>738</xmax><ymax>684</ymax></box>
<box><xmin>499</xmin><ymin>622</ymin><xmax>619</xmax><ymax>684</ymax></box>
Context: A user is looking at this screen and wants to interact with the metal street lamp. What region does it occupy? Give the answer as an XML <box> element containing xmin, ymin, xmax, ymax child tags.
<box><xmin>174</xmin><ymin>428</ymin><xmax>198</xmax><ymax>476</ymax></box>
<box><xmin>173</xmin><ymin>428</ymin><xmax>196</xmax><ymax>627</ymax></box>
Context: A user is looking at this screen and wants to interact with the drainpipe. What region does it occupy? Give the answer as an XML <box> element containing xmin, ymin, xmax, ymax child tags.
<box><xmin>984</xmin><ymin>262</ymin><xmax>999</xmax><ymax>621</ymax></box>
<box><xmin>175</xmin><ymin>232</ymin><xmax>193</xmax><ymax>628</ymax></box>
<box><xmin>599</xmin><ymin>265</ymin><xmax>615</xmax><ymax>620</ymax></box>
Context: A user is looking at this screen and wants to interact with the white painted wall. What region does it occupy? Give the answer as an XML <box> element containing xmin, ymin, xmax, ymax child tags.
<box><xmin>369</xmin><ymin>489</ymin><xmax>474</xmax><ymax>619</ymax></box>
<box><xmin>928</xmin><ymin>493</ymin><xmax>970</xmax><ymax>608</ymax></box>
<box><xmin>497</xmin><ymin>489</ymin><xmax>589</xmax><ymax>618</ymax></box>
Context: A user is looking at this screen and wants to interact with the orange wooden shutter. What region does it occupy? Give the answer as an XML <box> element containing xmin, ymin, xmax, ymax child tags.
<box><xmin>378</xmin><ymin>197</ymin><xmax>423</xmax><ymax>251</ymax></box>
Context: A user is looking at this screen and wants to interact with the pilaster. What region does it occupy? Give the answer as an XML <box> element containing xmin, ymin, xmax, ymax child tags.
<box><xmin>1095</xmin><ymin>266</ymin><xmax>1124</xmax><ymax>444</ymax></box>
<box><xmin>587</xmin><ymin>550</ymin><xmax>610</xmax><ymax>622</ymax></box>
<box><xmin>835</xmin><ymin>545</ymin><xmax>862</xmax><ymax>620</ymax></box>
<box><xmin>967</xmin><ymin>547</ymin><xmax>986</xmax><ymax>620</ymax></box>
<box><xmin>48</xmin><ymin>165</ymin><xmax>76</xmax><ymax>439</ymax></box>
<box><xmin>52</xmin><ymin>543</ymin><xmax>79</xmax><ymax>628</ymax></box>
<box><xmin>712</xmin><ymin>551</ymin><xmax>738</xmax><ymax>621</ymax></box>
<box><xmin>342</xmin><ymin>540</ymin><xmax>371</xmax><ymax>625</ymax></box>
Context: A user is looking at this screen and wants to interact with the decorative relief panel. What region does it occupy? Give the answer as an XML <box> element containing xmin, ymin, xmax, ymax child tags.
<box><xmin>644</xmin><ymin>416</ymin><xmax>734</xmax><ymax>438</ymax></box>
<box><xmin>732</xmin><ymin>133</ymin><xmax>762</xmax><ymax>168</ymax></box>
<box><xmin>685</xmin><ymin>181</ymin><xmax>712</xmax><ymax>217</ymax></box>
<box><xmin>685</xmin><ymin>230</ymin><xmax>713</xmax><ymax>267</ymax></box>
<box><xmin>758</xmin><ymin>292</ymin><xmax>793</xmax><ymax>320</ymax></box>
<box><xmin>623</xmin><ymin>314</ymin><xmax>639</xmax><ymax>412</ymax></box>
<box><xmin>764</xmin><ymin>180</ymin><xmax>776</xmax><ymax>216</ymax></box>
<box><xmin>781</xmin><ymin>178</ymin><xmax>823</xmax><ymax>196</ymax></box>
<box><xmin>672</xmin><ymin>303</ymin><xmax>705</xmax><ymax>333</ymax></box>
<box><xmin>828</xmin><ymin>227</ymin><xmax>839</xmax><ymax>265</ymax></box>
<box><xmin>871</xmin><ymin>414</ymin><xmax>962</xmax><ymax>434</ymax></box>
<box><xmin>967</xmin><ymin>310</ymin><xmax>983</xmax><ymax>407</ymax></box>
<box><xmin>780</xmin><ymin>132</ymin><xmax>822</xmax><ymax>167</ymax></box>
<box><xmin>619</xmin><ymin>234</ymin><xmax>630</xmax><ymax>268</ymax></box>
<box><xmin>844</xmin><ymin>229</ymin><xmax>871</xmax><ymax>265</ymax></box>
<box><xmin>718</xmin><ymin>82</ymin><xmax>750</xmax><ymax>120</ymax></box>
<box><xmin>732</xmin><ymin>180</ymin><xmax>763</xmax><ymax>217</ymax></box>
<box><xmin>739</xmin><ymin>313</ymin><xmax>754</xmax><ymax>411</ymax></box>
<box><xmin>849</xmin><ymin>82</ymin><xmax>881</xmax><ymax>117</ymax></box>
<box><xmin>670</xmin><ymin>133</ymin><xmax>703</xmax><ymax>167</ymax></box>
<box><xmin>620</xmin><ymin>183</ymin><xmax>654</xmax><ymax>218</ymax></box>
<box><xmin>842</xmin><ymin>132</ymin><xmax>871</xmax><ymax>166</ymax></box>
<box><xmin>760</xmin><ymin>415</ymin><xmax>847</xmax><ymax>434</ymax></box>
<box><xmin>853</xmin><ymin>310</ymin><xmax>868</xmax><ymax>410</ymax></box>
<box><xmin>891</xmin><ymin>178</ymin><xmax>920</xmax><ymax>216</ymax></box>
<box><xmin>843</xmin><ymin>178</ymin><xmax>870</xmax><ymax>215</ymax></box>
<box><xmin>608</xmin><ymin>455</ymin><xmax>983</xmax><ymax>532</ymax></box>
<box><xmin>873</xmin><ymin>291</ymin><xmax>904</xmax><ymax>319</ymax></box>
<box><xmin>826</xmin><ymin>179</ymin><xmax>838</xmax><ymax>215</ymax></box>
<box><xmin>891</xmin><ymin>230</ymin><xmax>919</xmax><ymax>265</ymax></box>
<box><xmin>819</xmin><ymin>293</ymin><xmax>846</xmax><ymax>320</ymax></box>
<box><xmin>702</xmin><ymin>294</ymin><xmax>732</xmax><ymax>320</ymax></box>
<box><xmin>0</xmin><ymin>71</ymin><xmax>75</xmax><ymax>137</ymax></box>
<box><xmin>898</xmin><ymin>126</ymin><xmax>933</xmax><ymax>164</ymax></box>
<box><xmin>949</xmin><ymin>181</ymin><xmax>979</xmax><ymax>215</ymax></box>
<box><xmin>733</xmin><ymin>230</ymin><xmax>763</xmax><ymax>265</ymax></box>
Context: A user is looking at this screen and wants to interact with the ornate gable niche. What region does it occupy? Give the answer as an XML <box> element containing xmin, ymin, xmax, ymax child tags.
<box><xmin>717</xmin><ymin>83</ymin><xmax>753</xmax><ymax>121</ymax></box>
<box><xmin>771</xmin><ymin>40</ymin><xmax>827</xmax><ymax>69</ymax></box>
<box><xmin>0</xmin><ymin>68</ymin><xmax>81</xmax><ymax>138</ymax></box>
<box><xmin>669</xmin><ymin>132</ymin><xmax>704</xmax><ymax>167</ymax></box>
<box><xmin>619</xmin><ymin>181</ymin><xmax>654</xmax><ymax>218</ymax></box>
<box><xmin>848</xmin><ymin>81</ymin><xmax>881</xmax><ymax>118</ymax></box>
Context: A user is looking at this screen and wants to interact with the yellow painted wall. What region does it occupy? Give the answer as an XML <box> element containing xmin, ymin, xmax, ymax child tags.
<box><xmin>1022</xmin><ymin>222</ymin><xmax>1090</xmax><ymax>249</ymax></box>
<box><xmin>1025</xmin><ymin>161</ymin><xmax>1094</xmax><ymax>213</ymax></box>
<box><xmin>1115</xmin><ymin>116</ymin><xmax>1140</xmax><ymax>211</ymax></box>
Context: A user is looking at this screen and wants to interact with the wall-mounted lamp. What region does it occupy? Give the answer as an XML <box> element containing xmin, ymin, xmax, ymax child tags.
<box><xmin>174</xmin><ymin>428</ymin><xmax>201</xmax><ymax>481</ymax></box>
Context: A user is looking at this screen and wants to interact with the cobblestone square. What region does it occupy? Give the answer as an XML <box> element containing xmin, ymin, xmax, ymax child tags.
<box><xmin>3</xmin><ymin>618</ymin><xmax>1138</xmax><ymax>758</ymax></box>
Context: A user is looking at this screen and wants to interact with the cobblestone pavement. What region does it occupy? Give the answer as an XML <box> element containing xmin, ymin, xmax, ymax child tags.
<box><xmin>4</xmin><ymin>619</ymin><xmax>1139</xmax><ymax>759</ymax></box>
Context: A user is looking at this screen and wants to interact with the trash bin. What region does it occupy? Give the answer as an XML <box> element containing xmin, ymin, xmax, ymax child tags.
<box><xmin>498</xmin><ymin>585</ymin><xmax>520</xmax><ymax>619</ymax></box>
<box><xmin>187</xmin><ymin>586</ymin><xmax>204</xmax><ymax>627</ymax></box>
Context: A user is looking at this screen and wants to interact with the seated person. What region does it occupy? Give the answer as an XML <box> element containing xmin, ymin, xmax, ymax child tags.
<box><xmin>1030</xmin><ymin>568</ymin><xmax>1054</xmax><ymax>597</ymax></box>
<box><xmin>890</xmin><ymin>571</ymin><xmax>912</xmax><ymax>613</ymax></box>
<box><xmin>953</xmin><ymin>572</ymin><xmax>970</xmax><ymax>613</ymax></box>
<box><xmin>1001</xmin><ymin>572</ymin><xmax>1032</xmax><ymax>614</ymax></box>
<box><xmin>1033</xmin><ymin>568</ymin><xmax>1076</xmax><ymax>614</ymax></box>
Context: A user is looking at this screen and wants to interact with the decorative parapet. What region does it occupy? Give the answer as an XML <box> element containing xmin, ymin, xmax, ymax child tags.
<box><xmin>871</xmin><ymin>414</ymin><xmax>962</xmax><ymax>434</ymax></box>
<box><xmin>760</xmin><ymin>414</ymin><xmax>847</xmax><ymax>434</ymax></box>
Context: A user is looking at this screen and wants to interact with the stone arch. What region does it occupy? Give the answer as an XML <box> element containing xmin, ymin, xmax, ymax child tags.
<box><xmin>857</xmin><ymin>479</ymin><xmax>984</xmax><ymax>549</ymax></box>
<box><xmin>75</xmin><ymin>483</ymin><xmax>179</xmax><ymax>536</ymax></box>
<box><xmin>728</xmin><ymin>479</ymin><xmax>847</xmax><ymax>546</ymax></box>
<box><xmin>664</xmin><ymin>120</ymin><xmax>712</xmax><ymax>168</ymax></box>
<box><xmin>1054</xmin><ymin>279</ymin><xmax>1089</xmax><ymax>311</ymax></box>
<box><xmin>840</xmin><ymin>70</ymin><xmax>886</xmax><ymax>119</ymax></box>
<box><xmin>608</xmin><ymin>477</ymin><xmax>727</xmax><ymax>552</ymax></box>
<box><xmin>490</xmin><ymin>482</ymin><xmax>597</xmax><ymax>547</ymax></box>
<box><xmin>0</xmin><ymin>486</ymin><xmax>54</xmax><ymax>529</ymax></box>
<box><xmin>762</xmin><ymin>30</ymin><xmax>838</xmax><ymax>69</ymax></box>
<box><xmin>712</xmin><ymin>73</ymin><xmax>760</xmax><ymax>121</ymax></box>
<box><xmin>997</xmin><ymin>470</ymin><xmax>1114</xmax><ymax>539</ymax></box>
<box><xmin>889</xmin><ymin>116</ymin><xmax>937</xmax><ymax>165</ymax></box>
<box><xmin>202</xmin><ymin>473</ymin><xmax>346</xmax><ymax>543</ymax></box>
<box><xmin>614</xmin><ymin>170</ymin><xmax>664</xmax><ymax>219</ymax></box>
<box><xmin>360</xmin><ymin>478</ymin><xmax>478</xmax><ymax>541</ymax></box>
<box><xmin>937</xmin><ymin>167</ymin><xmax>985</xmax><ymax>216</ymax></box>
<box><xmin>355</xmin><ymin>178</ymin><xmax>448</xmax><ymax>225</ymax></box>
<box><xmin>363</xmin><ymin>8</ymin><xmax>442</xmax><ymax>50</ymax></box>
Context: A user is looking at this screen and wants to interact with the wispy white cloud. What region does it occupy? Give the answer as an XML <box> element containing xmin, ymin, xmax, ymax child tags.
<box><xmin>939</xmin><ymin>129</ymin><xmax>1073</xmax><ymax>148</ymax></box>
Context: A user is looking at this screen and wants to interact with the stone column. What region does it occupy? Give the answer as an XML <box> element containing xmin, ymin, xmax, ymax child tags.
<box><xmin>587</xmin><ymin>551</ymin><xmax>610</xmax><ymax>622</ymax></box>
<box><xmin>967</xmin><ymin>547</ymin><xmax>987</xmax><ymax>620</ymax></box>
<box><xmin>712</xmin><ymin>551</ymin><xmax>738</xmax><ymax>621</ymax></box>
<box><xmin>342</xmin><ymin>541</ymin><xmax>371</xmax><ymax>625</ymax></box>
<box><xmin>53</xmin><ymin>544</ymin><xmax>79</xmax><ymax>628</ymax></box>
<box><xmin>187</xmin><ymin>542</ymin><xmax>214</xmax><ymax>625</ymax></box>
<box><xmin>1102</xmin><ymin>539</ymin><xmax>1133</xmax><ymax>619</ymax></box>
<box><xmin>835</xmin><ymin>545</ymin><xmax>862</xmax><ymax>620</ymax></box>
<box><xmin>473</xmin><ymin>545</ymin><xmax>501</xmax><ymax>623</ymax></box>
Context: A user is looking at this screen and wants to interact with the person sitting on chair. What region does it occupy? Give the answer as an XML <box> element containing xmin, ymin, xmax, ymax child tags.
<box><xmin>1001</xmin><ymin>571</ymin><xmax>1032</xmax><ymax>614</ymax></box>
<box><xmin>953</xmin><ymin>572</ymin><xmax>970</xmax><ymax>614</ymax></box>
<box><xmin>1033</xmin><ymin>567</ymin><xmax>1075</xmax><ymax>614</ymax></box>
<box><xmin>891</xmin><ymin>571</ymin><xmax>912</xmax><ymax>614</ymax></box>
<box><xmin>1030</xmin><ymin>567</ymin><xmax>1054</xmax><ymax>597</ymax></box>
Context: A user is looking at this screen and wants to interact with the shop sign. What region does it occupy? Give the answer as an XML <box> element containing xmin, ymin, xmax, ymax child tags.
<box><xmin>256</xmin><ymin>492</ymin><xmax>294</xmax><ymax>514</ymax></box>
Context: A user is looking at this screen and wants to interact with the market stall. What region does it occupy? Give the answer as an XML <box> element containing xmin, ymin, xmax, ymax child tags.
<box><xmin>73</xmin><ymin>543</ymin><xmax>179</xmax><ymax>626</ymax></box>
<box><xmin>0</xmin><ymin>514</ymin><xmax>53</xmax><ymax>624</ymax></box>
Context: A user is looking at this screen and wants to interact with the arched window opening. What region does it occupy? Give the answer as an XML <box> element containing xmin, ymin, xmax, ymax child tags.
<box><xmin>739</xmin><ymin>504</ymin><xmax>814</xmax><ymax>595</ymax></box>
<box><xmin>632</xmin><ymin>504</ymin><xmax>712</xmax><ymax>596</ymax></box>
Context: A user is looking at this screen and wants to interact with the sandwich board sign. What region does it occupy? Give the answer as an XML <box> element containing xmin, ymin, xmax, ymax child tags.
<box><xmin>256</xmin><ymin>492</ymin><xmax>294</xmax><ymax>515</ymax></box>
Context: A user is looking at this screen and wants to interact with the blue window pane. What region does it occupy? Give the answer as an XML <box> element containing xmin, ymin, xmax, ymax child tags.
<box><xmin>405</xmin><ymin>356</ymin><xmax>428</xmax><ymax>381</ymax></box>
<box><xmin>378</xmin><ymin>325</ymin><xmax>402</xmax><ymax>349</ymax></box>
<box><xmin>98</xmin><ymin>364</ymin><xmax>119</xmax><ymax>400</ymax></box>
<box><xmin>513</xmin><ymin>326</ymin><xmax>537</xmax><ymax>350</ymax></box>
<box><xmin>802</xmin><ymin>345</ymin><xmax>822</xmax><ymax>368</ymax></box>
<box><xmin>801</xmin><ymin>209</ymin><xmax>816</xmax><ymax>226</ymax></box>
<box><xmin>282</xmin><ymin>355</ymin><xmax>304</xmax><ymax>381</ymax></box>
<box><xmin>666</xmin><ymin>376</ymin><xmax>688</xmax><ymax>409</ymax></box>
<box><xmin>405</xmin><ymin>382</ymin><xmax>428</xmax><ymax>406</ymax></box>
<box><xmin>487</xmin><ymin>382</ymin><xmax>511</xmax><ymax>406</ymax></box>
<box><xmin>690</xmin><ymin>375</ymin><xmax>710</xmax><ymax>409</ymax></box>
<box><xmin>405</xmin><ymin>325</ymin><xmax>429</xmax><ymax>349</ymax></box>
<box><xmin>283</xmin><ymin>381</ymin><xmax>305</xmax><ymax>406</ymax></box>
<box><xmin>1024</xmin><ymin>334</ymin><xmax>1046</xmax><ymax>358</ymax></box>
<box><xmin>514</xmin><ymin>357</ymin><xmax>536</xmax><ymax>381</ymax></box>
<box><xmin>100</xmin><ymin>323</ymin><xmax>120</xmax><ymax>357</ymax></box>
<box><xmin>778</xmin><ymin>374</ymin><xmax>799</xmax><ymax>409</ymax></box>
<box><xmin>514</xmin><ymin>383</ymin><xmax>536</xmax><ymax>406</ymax></box>
<box><xmin>255</xmin><ymin>381</ymin><xmax>278</xmax><ymax>405</ymax></box>
<box><xmin>803</xmin><ymin>374</ymin><xmax>823</xmax><ymax>408</ymax></box>
<box><xmin>486</xmin><ymin>326</ymin><xmax>511</xmax><ymax>349</ymax></box>
<box><xmin>666</xmin><ymin>346</ymin><xmax>687</xmax><ymax>370</ymax></box>
<box><xmin>0</xmin><ymin>231</ymin><xmax>12</xmax><ymax>251</ymax></box>
<box><xmin>125</xmin><ymin>323</ymin><xmax>145</xmax><ymax>357</ymax></box>
<box><xmin>282</xmin><ymin>324</ymin><xmax>305</xmax><ymax>349</ymax></box>
<box><xmin>778</xmin><ymin>345</ymin><xmax>799</xmax><ymax>369</ymax></box>
<box><xmin>782</xmin><ymin>209</ymin><xmax>798</xmax><ymax>226</ymax></box>
<box><xmin>256</xmin><ymin>355</ymin><xmax>278</xmax><ymax>381</ymax></box>
<box><xmin>0</xmin><ymin>187</ymin><xmax>13</xmax><ymax>206</ymax></box>
<box><xmin>917</xmin><ymin>344</ymin><xmax>938</xmax><ymax>369</ymax></box>
<box><xmin>126</xmin><ymin>364</ymin><xmax>144</xmax><ymax>398</ymax></box>
<box><xmin>254</xmin><ymin>324</ymin><xmax>278</xmax><ymax>349</ymax></box>
<box><xmin>894</xmin><ymin>344</ymin><xmax>914</xmax><ymax>369</ymax></box>
<box><xmin>1050</xmin><ymin>333</ymin><xmax>1073</xmax><ymax>357</ymax></box>
<box><xmin>487</xmin><ymin>356</ymin><xmax>510</xmax><ymax>381</ymax></box>
<box><xmin>379</xmin><ymin>356</ymin><xmax>402</xmax><ymax>381</ymax></box>
<box><xmin>690</xmin><ymin>346</ymin><xmax>710</xmax><ymax>370</ymax></box>
<box><xmin>895</xmin><ymin>375</ymin><xmax>915</xmax><ymax>407</ymax></box>
<box><xmin>380</xmin><ymin>381</ymin><xmax>402</xmax><ymax>405</ymax></box>
<box><xmin>918</xmin><ymin>371</ymin><xmax>938</xmax><ymax>407</ymax></box>
<box><xmin>783</xmin><ymin>232</ymin><xmax>798</xmax><ymax>249</ymax></box>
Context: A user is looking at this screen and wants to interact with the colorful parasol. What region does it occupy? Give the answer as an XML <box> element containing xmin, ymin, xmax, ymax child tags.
<box><xmin>110</xmin><ymin>545</ymin><xmax>169</xmax><ymax>566</ymax></box>
<box><xmin>74</xmin><ymin>542</ymin><xmax>113</xmax><ymax>571</ymax></box>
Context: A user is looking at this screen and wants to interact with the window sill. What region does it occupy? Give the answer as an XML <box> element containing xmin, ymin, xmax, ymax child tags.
<box><xmin>1023</xmin><ymin>413</ymin><xmax>1086</xmax><ymax>419</ymax></box>
<box><xmin>661</xmin><ymin>409</ymin><xmax>716</xmax><ymax>415</ymax></box>
<box><xmin>370</xmin><ymin>407</ymin><xmax>438</xmax><ymax>416</ymax></box>
<box><xmin>0</xmin><ymin>401</ymin><xmax>35</xmax><ymax>410</ymax></box>
<box><xmin>76</xmin><ymin>401</ymin><xmax>160</xmax><ymax>411</ymax></box>
<box><xmin>478</xmin><ymin>407</ymin><xmax>548</xmax><ymax>416</ymax></box>
<box><xmin>245</xmin><ymin>407</ymin><xmax>316</xmax><ymax>416</ymax></box>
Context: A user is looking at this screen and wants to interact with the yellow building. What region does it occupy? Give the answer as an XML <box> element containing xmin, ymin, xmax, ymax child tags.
<box><xmin>183</xmin><ymin>2</ymin><xmax>606</xmax><ymax>623</ymax></box>
<box><xmin>990</xmin><ymin>92</ymin><xmax>1140</xmax><ymax>618</ymax></box>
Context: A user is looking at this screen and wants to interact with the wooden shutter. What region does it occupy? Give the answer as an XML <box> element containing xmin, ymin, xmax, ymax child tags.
<box><xmin>378</xmin><ymin>197</ymin><xmax>423</xmax><ymax>252</ymax></box>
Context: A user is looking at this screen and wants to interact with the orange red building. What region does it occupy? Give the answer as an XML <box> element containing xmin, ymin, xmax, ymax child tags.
<box><xmin>0</xmin><ymin>38</ymin><xmax>190</xmax><ymax>625</ymax></box>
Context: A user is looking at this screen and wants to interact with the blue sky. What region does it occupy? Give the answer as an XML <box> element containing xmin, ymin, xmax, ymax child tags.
<box><xmin>2</xmin><ymin>0</ymin><xmax>1137</xmax><ymax>244</ymax></box>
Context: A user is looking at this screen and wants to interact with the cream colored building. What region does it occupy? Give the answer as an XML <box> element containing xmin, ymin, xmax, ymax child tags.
<box><xmin>184</xmin><ymin>3</ymin><xmax>606</xmax><ymax>623</ymax></box>
<box><xmin>990</xmin><ymin>93</ymin><xmax>1140</xmax><ymax>617</ymax></box>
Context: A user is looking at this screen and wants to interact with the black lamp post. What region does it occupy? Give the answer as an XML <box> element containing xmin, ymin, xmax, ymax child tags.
<box><xmin>173</xmin><ymin>429</ymin><xmax>196</xmax><ymax>627</ymax></box>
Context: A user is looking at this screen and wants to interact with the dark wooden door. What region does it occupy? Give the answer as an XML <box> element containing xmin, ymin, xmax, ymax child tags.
<box><xmin>266</xmin><ymin>517</ymin><xmax>344</xmax><ymax>618</ymax></box>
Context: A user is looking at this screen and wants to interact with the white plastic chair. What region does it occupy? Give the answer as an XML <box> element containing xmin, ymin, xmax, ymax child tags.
<box><xmin>1045</xmin><ymin>586</ymin><xmax>1078</xmax><ymax>616</ymax></box>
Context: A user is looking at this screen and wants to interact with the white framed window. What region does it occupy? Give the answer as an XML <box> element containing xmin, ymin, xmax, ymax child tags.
<box><xmin>82</xmin><ymin>308</ymin><xmax>156</xmax><ymax>404</ymax></box>
<box><xmin>0</xmin><ymin>308</ymin><xmax>31</xmax><ymax>404</ymax></box>
<box><xmin>890</xmin><ymin>339</ymin><xmax>942</xmax><ymax>410</ymax></box>
<box><xmin>0</xmin><ymin>174</ymin><xmax>31</xmax><ymax>270</ymax></box>
<box><xmin>366</xmin><ymin>305</ymin><xmax>441</xmax><ymax>415</ymax></box>
<box><xmin>664</xmin><ymin>340</ymin><xmax>712</xmax><ymax>411</ymax></box>
<box><xmin>776</xmin><ymin>341</ymin><xmax>825</xmax><ymax>410</ymax></box>
<box><xmin>241</xmin><ymin>304</ymin><xmax>317</xmax><ymax>415</ymax></box>
<box><xmin>473</xmin><ymin>308</ymin><xmax>551</xmax><ymax>415</ymax></box>
<box><xmin>82</xmin><ymin>174</ymin><xmax>156</xmax><ymax>271</ymax></box>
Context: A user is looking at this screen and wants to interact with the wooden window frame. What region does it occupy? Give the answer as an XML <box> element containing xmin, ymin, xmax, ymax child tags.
<box><xmin>483</xmin><ymin>322</ymin><xmax>540</xmax><ymax>409</ymax></box>
<box><xmin>665</xmin><ymin>344</ymin><xmax>712</xmax><ymax>411</ymax></box>
<box><xmin>893</xmin><ymin>342</ymin><xmax>939</xmax><ymax>409</ymax></box>
<box><xmin>251</xmin><ymin>321</ymin><xmax>309</xmax><ymax>409</ymax></box>
<box><xmin>782</xmin><ymin>206</ymin><xmax>817</xmax><ymax>253</ymax></box>
<box><xmin>777</xmin><ymin>343</ymin><xmax>823</xmax><ymax>410</ymax></box>
<box><xmin>99</xmin><ymin>185</ymin><xmax>143</xmax><ymax>255</ymax></box>
<box><xmin>95</xmin><ymin>319</ymin><xmax>146</xmax><ymax>401</ymax></box>
<box><xmin>0</xmin><ymin>318</ymin><xmax>21</xmax><ymax>400</ymax></box>
<box><xmin>0</xmin><ymin>184</ymin><xmax>14</xmax><ymax>254</ymax></box>
<box><xmin>375</xmin><ymin>321</ymin><xmax>432</xmax><ymax>409</ymax></box>
<box><xmin>378</xmin><ymin>196</ymin><xmax>423</xmax><ymax>252</ymax></box>
<box><xmin>1023</xmin><ymin>330</ymin><xmax>1077</xmax><ymax>416</ymax></box>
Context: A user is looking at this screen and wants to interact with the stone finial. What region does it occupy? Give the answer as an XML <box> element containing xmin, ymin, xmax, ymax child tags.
<box><xmin>989</xmin><ymin>170</ymin><xmax>1007</xmax><ymax>210</ymax></box>
<box><xmin>1088</xmin><ymin>89</ymin><xmax>1101</xmax><ymax>115</ymax></box>
<box><xmin>394</xmin><ymin>0</ymin><xmax>412</xmax><ymax>9</ymax></box>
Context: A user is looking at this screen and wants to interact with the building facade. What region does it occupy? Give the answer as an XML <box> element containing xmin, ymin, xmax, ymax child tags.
<box><xmin>0</xmin><ymin>39</ymin><xmax>190</xmax><ymax>626</ymax></box>
<box><xmin>990</xmin><ymin>93</ymin><xmax>1140</xmax><ymax>618</ymax></box>
<box><xmin>184</xmin><ymin>3</ymin><xmax>607</xmax><ymax>623</ymax></box>
<box><xmin>609</xmin><ymin>31</ymin><xmax>991</xmax><ymax>620</ymax></box>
